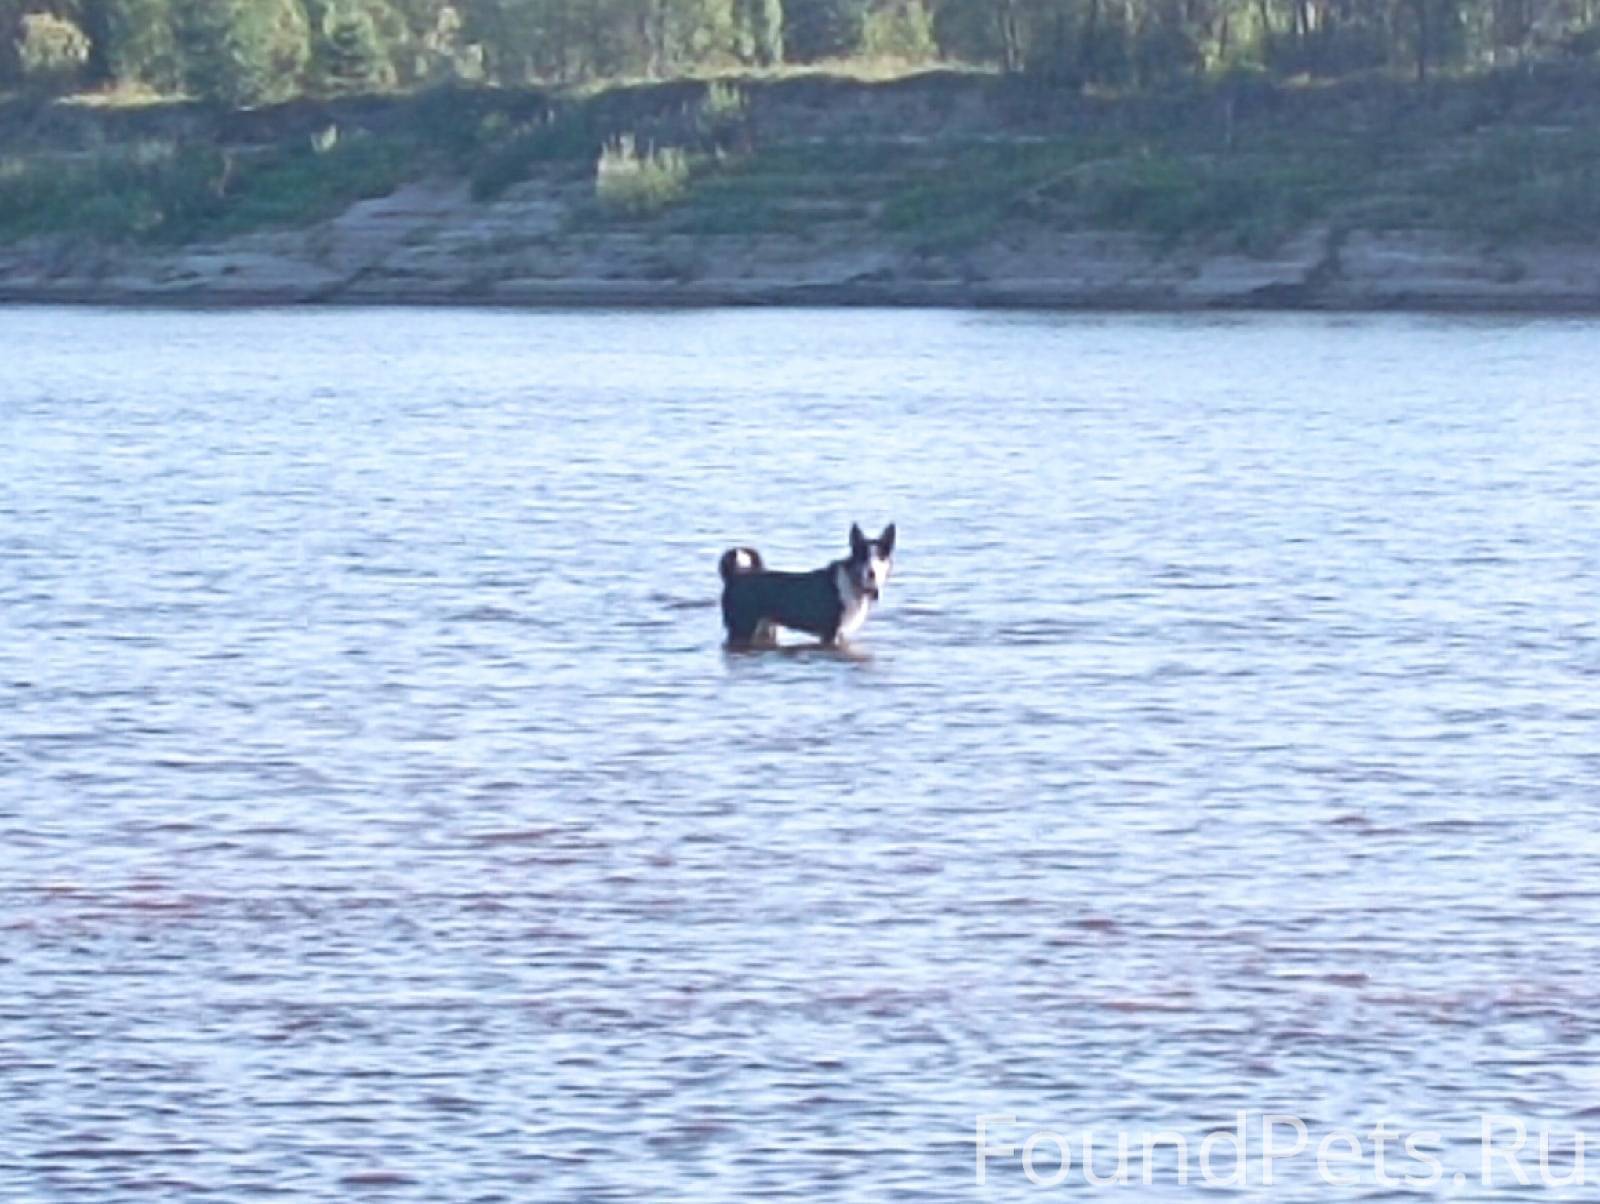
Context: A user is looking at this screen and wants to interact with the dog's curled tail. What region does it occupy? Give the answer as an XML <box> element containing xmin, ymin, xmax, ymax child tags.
<box><xmin>719</xmin><ymin>546</ymin><xmax>765</xmax><ymax>582</ymax></box>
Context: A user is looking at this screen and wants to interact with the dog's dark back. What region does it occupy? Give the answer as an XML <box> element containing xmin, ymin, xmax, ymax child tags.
<box><xmin>723</xmin><ymin>567</ymin><xmax>842</xmax><ymax>644</ymax></box>
<box><xmin>720</xmin><ymin>546</ymin><xmax>844</xmax><ymax>644</ymax></box>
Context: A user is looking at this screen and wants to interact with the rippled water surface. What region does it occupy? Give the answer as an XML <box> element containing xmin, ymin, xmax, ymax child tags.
<box><xmin>3</xmin><ymin>306</ymin><xmax>1599</xmax><ymax>1201</ymax></box>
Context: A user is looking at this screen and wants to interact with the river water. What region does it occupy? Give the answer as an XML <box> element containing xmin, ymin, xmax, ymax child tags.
<box><xmin>2</xmin><ymin>306</ymin><xmax>1598</xmax><ymax>1201</ymax></box>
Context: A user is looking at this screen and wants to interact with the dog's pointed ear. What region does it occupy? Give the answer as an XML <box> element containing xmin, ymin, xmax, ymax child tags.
<box><xmin>879</xmin><ymin>523</ymin><xmax>896</xmax><ymax>556</ymax></box>
<box><xmin>850</xmin><ymin>522</ymin><xmax>868</xmax><ymax>557</ymax></box>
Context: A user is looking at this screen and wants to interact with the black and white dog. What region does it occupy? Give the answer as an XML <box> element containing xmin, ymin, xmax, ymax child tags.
<box><xmin>719</xmin><ymin>523</ymin><xmax>896</xmax><ymax>648</ymax></box>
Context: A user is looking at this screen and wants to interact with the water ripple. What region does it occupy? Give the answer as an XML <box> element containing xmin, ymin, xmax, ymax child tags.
<box><xmin>2</xmin><ymin>308</ymin><xmax>1598</xmax><ymax>1201</ymax></box>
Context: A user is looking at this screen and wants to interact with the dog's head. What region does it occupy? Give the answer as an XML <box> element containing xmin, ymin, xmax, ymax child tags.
<box><xmin>846</xmin><ymin>522</ymin><xmax>896</xmax><ymax>601</ymax></box>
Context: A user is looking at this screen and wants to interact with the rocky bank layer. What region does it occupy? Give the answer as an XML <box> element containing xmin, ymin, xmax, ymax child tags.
<box><xmin>4</xmin><ymin>171</ymin><xmax>1599</xmax><ymax>310</ymax></box>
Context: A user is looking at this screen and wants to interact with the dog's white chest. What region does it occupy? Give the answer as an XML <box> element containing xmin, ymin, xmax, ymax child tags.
<box><xmin>837</xmin><ymin>595</ymin><xmax>872</xmax><ymax>640</ymax></box>
<box><xmin>834</xmin><ymin>566</ymin><xmax>874</xmax><ymax>640</ymax></box>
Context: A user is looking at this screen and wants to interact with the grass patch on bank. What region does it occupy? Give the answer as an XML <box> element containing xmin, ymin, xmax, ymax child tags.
<box><xmin>1407</xmin><ymin>127</ymin><xmax>1600</xmax><ymax>241</ymax></box>
<box><xmin>1065</xmin><ymin>150</ymin><xmax>1358</xmax><ymax>250</ymax></box>
<box><xmin>0</xmin><ymin>131</ymin><xmax>416</xmax><ymax>244</ymax></box>
<box><xmin>469</xmin><ymin>109</ymin><xmax>601</xmax><ymax>199</ymax></box>
<box><xmin>8</xmin><ymin>69</ymin><xmax>1600</xmax><ymax>252</ymax></box>
<box><xmin>595</xmin><ymin>135</ymin><xmax>691</xmax><ymax>213</ymax></box>
<box><xmin>645</xmin><ymin>135</ymin><xmax>1363</xmax><ymax>252</ymax></box>
<box><xmin>880</xmin><ymin>141</ymin><xmax>1101</xmax><ymax>248</ymax></box>
<box><xmin>211</xmin><ymin>135</ymin><xmax>414</xmax><ymax>237</ymax></box>
<box><xmin>664</xmin><ymin>141</ymin><xmax>919</xmax><ymax>234</ymax></box>
<box><xmin>1</xmin><ymin>141</ymin><xmax>213</xmax><ymax>242</ymax></box>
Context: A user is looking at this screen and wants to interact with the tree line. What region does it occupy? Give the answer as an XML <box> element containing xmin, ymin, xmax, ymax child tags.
<box><xmin>4</xmin><ymin>0</ymin><xmax>1599</xmax><ymax>105</ymax></box>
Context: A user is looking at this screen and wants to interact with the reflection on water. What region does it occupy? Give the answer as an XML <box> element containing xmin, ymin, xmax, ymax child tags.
<box><xmin>2</xmin><ymin>307</ymin><xmax>1598</xmax><ymax>1201</ymax></box>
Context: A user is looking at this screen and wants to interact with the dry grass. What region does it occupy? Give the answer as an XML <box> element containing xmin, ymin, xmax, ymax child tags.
<box><xmin>58</xmin><ymin>82</ymin><xmax>183</xmax><ymax>109</ymax></box>
<box><xmin>595</xmin><ymin>135</ymin><xmax>691</xmax><ymax>213</ymax></box>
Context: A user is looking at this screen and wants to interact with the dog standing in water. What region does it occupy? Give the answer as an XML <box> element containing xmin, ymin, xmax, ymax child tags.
<box><xmin>719</xmin><ymin>523</ymin><xmax>896</xmax><ymax>648</ymax></box>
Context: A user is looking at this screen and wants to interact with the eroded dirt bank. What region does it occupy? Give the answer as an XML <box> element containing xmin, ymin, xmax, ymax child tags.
<box><xmin>5</xmin><ymin>175</ymin><xmax>1599</xmax><ymax>311</ymax></box>
<box><xmin>5</xmin><ymin>71</ymin><xmax>1600</xmax><ymax>311</ymax></box>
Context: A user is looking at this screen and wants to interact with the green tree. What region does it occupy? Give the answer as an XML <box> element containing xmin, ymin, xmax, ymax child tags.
<box><xmin>172</xmin><ymin>0</ymin><xmax>311</xmax><ymax>104</ymax></box>
<box><xmin>735</xmin><ymin>0</ymin><xmax>785</xmax><ymax>63</ymax></box>
<box><xmin>16</xmin><ymin>11</ymin><xmax>93</xmax><ymax>92</ymax></box>
<box><xmin>318</xmin><ymin>3</ymin><xmax>394</xmax><ymax>89</ymax></box>
<box><xmin>783</xmin><ymin>0</ymin><xmax>868</xmax><ymax>59</ymax></box>
<box><xmin>85</xmin><ymin>0</ymin><xmax>183</xmax><ymax>92</ymax></box>
<box><xmin>403</xmin><ymin>1</ymin><xmax>483</xmax><ymax>81</ymax></box>
<box><xmin>861</xmin><ymin>0</ymin><xmax>936</xmax><ymax>59</ymax></box>
<box><xmin>306</xmin><ymin>0</ymin><xmax>411</xmax><ymax>89</ymax></box>
<box><xmin>463</xmin><ymin>0</ymin><xmax>581</xmax><ymax>82</ymax></box>
<box><xmin>18</xmin><ymin>0</ymin><xmax>1600</xmax><ymax>105</ymax></box>
<box><xmin>1402</xmin><ymin>0</ymin><xmax>1468</xmax><ymax>78</ymax></box>
<box><xmin>0</xmin><ymin>2</ymin><xmax>18</xmax><ymax>90</ymax></box>
<box><xmin>928</xmin><ymin>0</ymin><xmax>1001</xmax><ymax>61</ymax></box>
